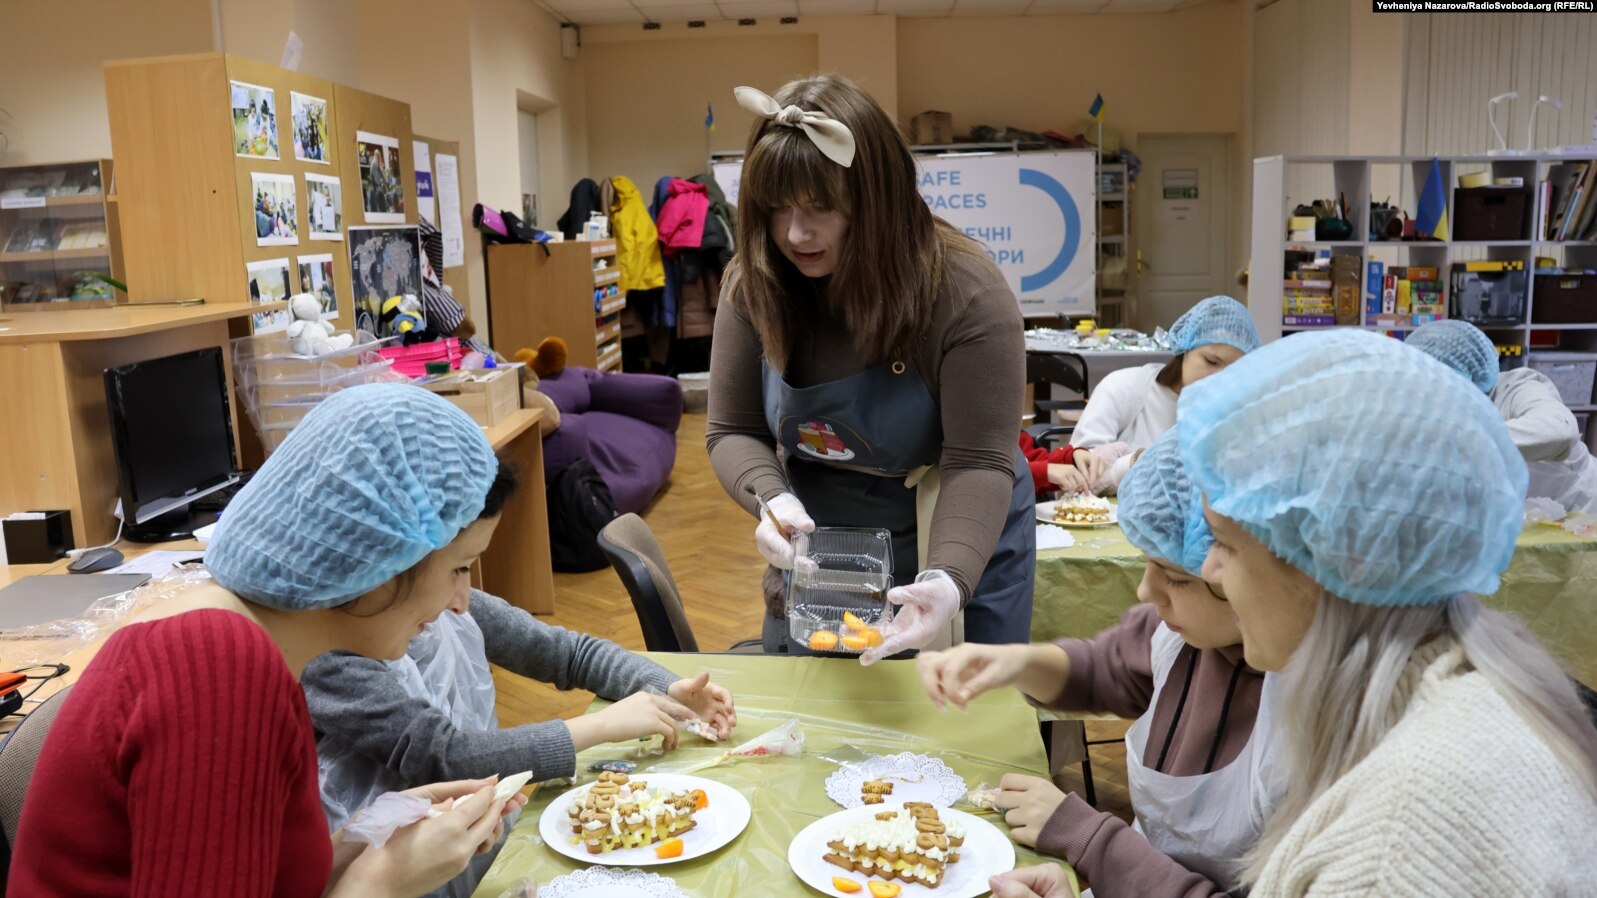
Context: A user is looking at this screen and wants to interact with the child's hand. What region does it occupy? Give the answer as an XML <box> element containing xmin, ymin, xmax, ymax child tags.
<box><xmin>1071</xmin><ymin>449</ymin><xmax>1104</xmax><ymax>491</ymax></box>
<box><xmin>667</xmin><ymin>672</ymin><xmax>737</xmax><ymax>739</ymax></box>
<box><xmin>589</xmin><ymin>691</ymin><xmax>697</xmax><ymax>749</ymax></box>
<box><xmin>916</xmin><ymin>643</ymin><xmax>1032</xmax><ymax>709</ymax></box>
<box><xmin>995</xmin><ymin>774</ymin><xmax>1067</xmax><ymax>847</ymax></box>
<box><xmin>988</xmin><ymin>864</ymin><xmax>1073</xmax><ymax>898</ymax></box>
<box><xmin>1046</xmin><ymin>463</ymin><xmax>1089</xmax><ymax>495</ymax></box>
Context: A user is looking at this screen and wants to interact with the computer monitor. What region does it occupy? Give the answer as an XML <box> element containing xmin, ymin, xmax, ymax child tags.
<box><xmin>104</xmin><ymin>347</ymin><xmax>239</xmax><ymax>542</ymax></box>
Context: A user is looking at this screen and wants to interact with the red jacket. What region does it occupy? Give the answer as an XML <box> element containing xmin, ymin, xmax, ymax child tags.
<box><xmin>656</xmin><ymin>178</ymin><xmax>709</xmax><ymax>257</ymax></box>
<box><xmin>1020</xmin><ymin>432</ymin><xmax>1078</xmax><ymax>497</ymax></box>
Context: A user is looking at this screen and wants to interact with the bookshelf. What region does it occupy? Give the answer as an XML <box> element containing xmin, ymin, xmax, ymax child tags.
<box><xmin>1096</xmin><ymin>162</ymin><xmax>1132</xmax><ymax>327</ymax></box>
<box><xmin>0</xmin><ymin>159</ymin><xmax>123</xmax><ymax>309</ymax></box>
<box><xmin>486</xmin><ymin>239</ymin><xmax>625</xmax><ymax>372</ymax></box>
<box><xmin>1251</xmin><ymin>153</ymin><xmax>1597</xmax><ymax>445</ymax></box>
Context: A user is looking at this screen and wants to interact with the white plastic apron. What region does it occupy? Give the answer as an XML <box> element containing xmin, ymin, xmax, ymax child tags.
<box><xmin>1528</xmin><ymin>453</ymin><xmax>1597</xmax><ymax>515</ymax></box>
<box><xmin>1122</xmin><ymin>624</ymin><xmax>1284</xmax><ymax>887</ymax></box>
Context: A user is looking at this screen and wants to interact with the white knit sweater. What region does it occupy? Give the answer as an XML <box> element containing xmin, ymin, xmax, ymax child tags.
<box><xmin>1251</xmin><ymin>641</ymin><xmax>1597</xmax><ymax>896</ymax></box>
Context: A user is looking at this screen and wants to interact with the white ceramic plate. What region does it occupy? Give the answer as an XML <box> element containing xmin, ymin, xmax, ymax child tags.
<box><xmin>539</xmin><ymin>773</ymin><xmax>751</xmax><ymax>867</ymax></box>
<box><xmin>1036</xmin><ymin>500</ymin><xmax>1118</xmax><ymax>528</ymax></box>
<box><xmin>537</xmin><ymin>867</ymin><xmax>689</xmax><ymax>898</ymax></box>
<box><xmin>824</xmin><ymin>752</ymin><xmax>968</xmax><ymax>809</ymax></box>
<box><xmin>788</xmin><ymin>804</ymin><xmax>1016</xmax><ymax>898</ymax></box>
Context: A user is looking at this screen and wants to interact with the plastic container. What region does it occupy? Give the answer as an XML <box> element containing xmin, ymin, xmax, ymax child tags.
<box><xmin>1527</xmin><ymin>351</ymin><xmax>1597</xmax><ymax>406</ymax></box>
<box><xmin>785</xmin><ymin>527</ymin><xmax>894</xmax><ymax>649</ymax></box>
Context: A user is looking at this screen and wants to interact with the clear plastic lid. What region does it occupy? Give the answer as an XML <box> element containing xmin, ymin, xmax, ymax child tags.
<box><xmin>785</xmin><ymin>527</ymin><xmax>894</xmax><ymax>650</ymax></box>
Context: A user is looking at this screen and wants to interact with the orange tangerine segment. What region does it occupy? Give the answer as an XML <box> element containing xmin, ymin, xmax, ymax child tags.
<box><xmin>868</xmin><ymin>883</ymin><xmax>901</xmax><ymax>898</ymax></box>
<box><xmin>691</xmin><ymin>788</ymin><xmax>709</xmax><ymax>810</ymax></box>
<box><xmin>862</xmin><ymin>627</ymin><xmax>884</xmax><ymax>647</ymax></box>
<box><xmin>842</xmin><ymin>611</ymin><xmax>867</xmax><ymax>631</ymax></box>
<box><xmin>832</xmin><ymin>877</ymin><xmax>863</xmax><ymax>893</ymax></box>
<box><xmin>839</xmin><ymin>635</ymin><xmax>870</xmax><ymax>652</ymax></box>
<box><xmin>808</xmin><ymin>630</ymin><xmax>840</xmax><ymax>651</ymax></box>
<box><xmin>654</xmin><ymin>837</ymin><xmax>684</xmax><ymax>859</ymax></box>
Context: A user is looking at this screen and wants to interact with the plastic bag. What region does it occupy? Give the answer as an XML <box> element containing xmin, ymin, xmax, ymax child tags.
<box><xmin>317</xmin><ymin>608</ymin><xmax>498</xmax><ymax>831</ymax></box>
<box><xmin>340</xmin><ymin>792</ymin><xmax>432</xmax><ymax>847</ymax></box>
<box><xmin>1526</xmin><ymin>497</ymin><xmax>1567</xmax><ymax>525</ymax></box>
<box><xmin>1564</xmin><ymin>513</ymin><xmax>1597</xmax><ymax>537</ymax></box>
<box><xmin>0</xmin><ymin>565</ymin><xmax>212</xmax><ymax>668</ymax></box>
<box><xmin>651</xmin><ymin>718</ymin><xmax>804</xmax><ymax>774</ymax></box>
<box><xmin>643</xmin><ymin>684</ymin><xmax>721</xmax><ymax>743</ymax></box>
<box><xmin>494</xmin><ymin>878</ymin><xmax>537</xmax><ymax>898</ymax></box>
<box><xmin>964</xmin><ymin>782</ymin><xmax>1001</xmax><ymax>811</ymax></box>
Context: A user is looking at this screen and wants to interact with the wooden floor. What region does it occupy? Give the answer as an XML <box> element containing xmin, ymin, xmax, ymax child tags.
<box><xmin>492</xmin><ymin>411</ymin><xmax>1135</xmax><ymax>823</ymax></box>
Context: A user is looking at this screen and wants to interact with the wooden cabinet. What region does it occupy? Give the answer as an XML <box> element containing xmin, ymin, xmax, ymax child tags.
<box><xmin>486</xmin><ymin>240</ymin><xmax>626</xmax><ymax>371</ymax></box>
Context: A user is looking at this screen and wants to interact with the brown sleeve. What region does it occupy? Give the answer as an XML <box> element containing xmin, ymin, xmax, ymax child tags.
<box><xmin>1036</xmin><ymin>604</ymin><xmax>1159</xmax><ymax>718</ymax></box>
<box><xmin>706</xmin><ymin>293</ymin><xmax>788</xmax><ymax>516</ymax></box>
<box><xmin>1033</xmin><ymin>793</ymin><xmax>1232</xmax><ymax>898</ymax></box>
<box><xmin>924</xmin><ymin>268</ymin><xmax>1026</xmax><ymax>599</ymax></box>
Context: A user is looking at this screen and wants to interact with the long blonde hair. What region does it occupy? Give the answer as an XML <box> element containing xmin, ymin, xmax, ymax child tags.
<box><xmin>1239</xmin><ymin>591</ymin><xmax>1597</xmax><ymax>883</ymax></box>
<box><xmin>726</xmin><ymin>73</ymin><xmax>987</xmax><ymax>372</ymax></box>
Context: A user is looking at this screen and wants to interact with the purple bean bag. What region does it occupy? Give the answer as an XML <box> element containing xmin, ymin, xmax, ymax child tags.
<box><xmin>535</xmin><ymin>366</ymin><xmax>683</xmax><ymax>514</ymax></box>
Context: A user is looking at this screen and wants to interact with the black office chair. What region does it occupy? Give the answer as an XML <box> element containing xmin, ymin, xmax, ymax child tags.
<box><xmin>597</xmin><ymin>514</ymin><xmax>763</xmax><ymax>653</ymax></box>
<box><xmin>0</xmin><ymin>685</ymin><xmax>73</xmax><ymax>886</ymax></box>
<box><xmin>1026</xmin><ymin>351</ymin><xmax>1090</xmax><ymax>449</ymax></box>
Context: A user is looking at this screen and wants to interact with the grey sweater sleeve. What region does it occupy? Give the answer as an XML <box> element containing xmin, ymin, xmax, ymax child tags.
<box><xmin>301</xmin><ymin>591</ymin><xmax>677</xmax><ymax>785</ymax></box>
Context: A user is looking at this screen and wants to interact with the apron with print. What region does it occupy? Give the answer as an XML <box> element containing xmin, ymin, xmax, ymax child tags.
<box><xmin>1123</xmin><ymin>624</ymin><xmax>1286</xmax><ymax>887</ymax></box>
<box><xmin>760</xmin><ymin>360</ymin><xmax>1034</xmax><ymax>652</ymax></box>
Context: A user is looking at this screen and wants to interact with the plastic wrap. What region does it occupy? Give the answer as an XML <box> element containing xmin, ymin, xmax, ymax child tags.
<box><xmin>649</xmin><ymin>718</ymin><xmax>804</xmax><ymax>774</ymax></box>
<box><xmin>340</xmin><ymin>792</ymin><xmax>432</xmax><ymax>847</ymax></box>
<box><xmin>1526</xmin><ymin>497</ymin><xmax>1567</xmax><ymax>525</ymax></box>
<box><xmin>0</xmin><ymin>566</ymin><xmax>212</xmax><ymax>668</ymax></box>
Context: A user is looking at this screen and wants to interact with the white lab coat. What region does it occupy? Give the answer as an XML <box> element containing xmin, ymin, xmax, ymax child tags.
<box><xmin>1070</xmin><ymin>363</ymin><xmax>1178</xmax><ymax>491</ymax></box>
<box><xmin>1492</xmin><ymin>368</ymin><xmax>1597</xmax><ymax>514</ymax></box>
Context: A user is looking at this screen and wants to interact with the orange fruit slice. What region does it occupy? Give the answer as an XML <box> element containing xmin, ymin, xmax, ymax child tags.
<box><xmin>868</xmin><ymin>883</ymin><xmax>901</xmax><ymax>898</ymax></box>
<box><xmin>842</xmin><ymin>611</ymin><xmax>867</xmax><ymax>631</ymax></box>
<box><xmin>691</xmin><ymin>788</ymin><xmax>709</xmax><ymax>810</ymax></box>
<box><xmin>862</xmin><ymin>627</ymin><xmax>884</xmax><ymax>647</ymax></box>
<box><xmin>832</xmin><ymin>877</ymin><xmax>863</xmax><ymax>894</ymax></box>
<box><xmin>654</xmin><ymin>837</ymin><xmax>684</xmax><ymax>859</ymax></box>
<box><xmin>839</xmin><ymin>634</ymin><xmax>870</xmax><ymax>652</ymax></box>
<box><xmin>808</xmin><ymin>630</ymin><xmax>840</xmax><ymax>651</ymax></box>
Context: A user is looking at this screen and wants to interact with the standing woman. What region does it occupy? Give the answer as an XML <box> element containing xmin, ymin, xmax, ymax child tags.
<box><xmin>1180</xmin><ymin>330</ymin><xmax>1597</xmax><ymax>894</ymax></box>
<box><xmin>707</xmin><ymin>75</ymin><xmax>1033</xmax><ymax>662</ymax></box>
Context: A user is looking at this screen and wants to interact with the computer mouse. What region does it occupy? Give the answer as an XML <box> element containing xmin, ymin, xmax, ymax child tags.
<box><xmin>67</xmin><ymin>547</ymin><xmax>125</xmax><ymax>573</ymax></box>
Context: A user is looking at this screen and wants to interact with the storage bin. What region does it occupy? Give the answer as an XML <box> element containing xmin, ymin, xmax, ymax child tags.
<box><xmin>786</xmin><ymin>527</ymin><xmax>894</xmax><ymax>650</ymax></box>
<box><xmin>1532</xmin><ymin>271</ymin><xmax>1597</xmax><ymax>324</ymax></box>
<box><xmin>678</xmin><ymin>372</ymin><xmax>709</xmax><ymax>413</ymax></box>
<box><xmin>1451</xmin><ymin>264</ymin><xmax>1528</xmax><ymax>325</ymax></box>
<box><xmin>1527</xmin><ymin>352</ymin><xmax>1597</xmax><ymax>406</ymax></box>
<box><xmin>419</xmin><ymin>367</ymin><xmax>521</xmax><ymax>427</ymax></box>
<box><xmin>1453</xmin><ymin>186</ymin><xmax>1532</xmax><ymax>241</ymax></box>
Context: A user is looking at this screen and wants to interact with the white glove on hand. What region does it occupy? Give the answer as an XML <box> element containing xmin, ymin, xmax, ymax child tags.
<box><xmin>754</xmin><ymin>492</ymin><xmax>814</xmax><ymax>570</ymax></box>
<box><xmin>860</xmin><ymin>570</ymin><xmax>961</xmax><ymax>666</ymax></box>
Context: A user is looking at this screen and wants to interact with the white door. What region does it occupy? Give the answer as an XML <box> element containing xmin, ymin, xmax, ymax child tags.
<box><xmin>1135</xmin><ymin>135</ymin><xmax>1234</xmax><ymax>331</ymax></box>
<box><xmin>518</xmin><ymin>110</ymin><xmax>541</xmax><ymax>226</ymax></box>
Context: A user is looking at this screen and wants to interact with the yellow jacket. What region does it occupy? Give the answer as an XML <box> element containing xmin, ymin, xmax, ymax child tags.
<box><xmin>609</xmin><ymin>175</ymin><xmax>665</xmax><ymax>292</ymax></box>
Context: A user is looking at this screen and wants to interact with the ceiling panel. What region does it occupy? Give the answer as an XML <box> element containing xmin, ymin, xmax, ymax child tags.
<box><xmin>796</xmin><ymin>0</ymin><xmax>879</xmax><ymax>14</ymax></box>
<box><xmin>635</xmin><ymin>3</ymin><xmax>726</xmax><ymax>20</ymax></box>
<box><xmin>1025</xmin><ymin>0</ymin><xmax>1109</xmax><ymax>13</ymax></box>
<box><xmin>716</xmin><ymin>0</ymin><xmax>801</xmax><ymax>15</ymax></box>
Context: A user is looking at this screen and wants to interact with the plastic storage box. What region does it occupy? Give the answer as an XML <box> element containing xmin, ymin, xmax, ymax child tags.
<box><xmin>1527</xmin><ymin>352</ymin><xmax>1597</xmax><ymax>406</ymax></box>
<box><xmin>785</xmin><ymin>527</ymin><xmax>894</xmax><ymax>650</ymax></box>
<box><xmin>1451</xmin><ymin>263</ymin><xmax>1528</xmax><ymax>325</ymax></box>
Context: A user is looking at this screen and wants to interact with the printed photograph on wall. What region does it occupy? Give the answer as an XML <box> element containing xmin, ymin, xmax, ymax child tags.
<box><xmin>305</xmin><ymin>172</ymin><xmax>344</xmax><ymax>240</ymax></box>
<box><xmin>230</xmin><ymin>80</ymin><xmax>279</xmax><ymax>159</ymax></box>
<box><xmin>347</xmin><ymin>225</ymin><xmax>421</xmax><ymax>334</ymax></box>
<box><xmin>291</xmin><ymin>91</ymin><xmax>330</xmax><ymax>164</ymax></box>
<box><xmin>246</xmin><ymin>257</ymin><xmax>293</xmax><ymax>333</ymax></box>
<box><xmin>251</xmin><ymin>172</ymin><xmax>299</xmax><ymax>246</ymax></box>
<box><xmin>356</xmin><ymin>131</ymin><xmax>405</xmax><ymax>223</ymax></box>
<box><xmin>297</xmin><ymin>253</ymin><xmax>338</xmax><ymax>319</ymax></box>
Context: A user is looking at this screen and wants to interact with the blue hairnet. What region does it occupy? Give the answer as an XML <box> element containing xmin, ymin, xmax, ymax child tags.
<box><xmin>1178</xmin><ymin>329</ymin><xmax>1526</xmax><ymax>607</ymax></box>
<box><xmin>1118</xmin><ymin>427</ymin><xmax>1212</xmax><ymax>577</ymax></box>
<box><xmin>1169</xmin><ymin>296</ymin><xmax>1261</xmax><ymax>355</ymax></box>
<box><xmin>1404</xmin><ymin>319</ymin><xmax>1499</xmax><ymax>393</ymax></box>
<box><xmin>207</xmin><ymin>383</ymin><xmax>498</xmax><ymax>610</ymax></box>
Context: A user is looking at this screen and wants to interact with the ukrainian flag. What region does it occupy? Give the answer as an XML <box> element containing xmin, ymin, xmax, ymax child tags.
<box><xmin>1088</xmin><ymin>94</ymin><xmax>1105</xmax><ymax>122</ymax></box>
<box><xmin>705</xmin><ymin>104</ymin><xmax>715</xmax><ymax>133</ymax></box>
<box><xmin>1416</xmin><ymin>157</ymin><xmax>1449</xmax><ymax>240</ymax></box>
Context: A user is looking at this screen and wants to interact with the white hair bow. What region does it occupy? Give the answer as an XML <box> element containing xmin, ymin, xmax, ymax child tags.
<box><xmin>733</xmin><ymin>86</ymin><xmax>856</xmax><ymax>168</ymax></box>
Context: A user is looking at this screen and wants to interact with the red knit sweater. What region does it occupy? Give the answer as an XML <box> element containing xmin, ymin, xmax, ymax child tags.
<box><xmin>8</xmin><ymin>609</ymin><xmax>332</xmax><ymax>897</ymax></box>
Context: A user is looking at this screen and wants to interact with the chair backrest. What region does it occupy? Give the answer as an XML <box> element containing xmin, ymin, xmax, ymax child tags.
<box><xmin>1026</xmin><ymin>351</ymin><xmax>1090</xmax><ymax>398</ymax></box>
<box><xmin>0</xmin><ymin>684</ymin><xmax>74</xmax><ymax>869</ymax></box>
<box><xmin>596</xmin><ymin>514</ymin><xmax>699</xmax><ymax>652</ymax></box>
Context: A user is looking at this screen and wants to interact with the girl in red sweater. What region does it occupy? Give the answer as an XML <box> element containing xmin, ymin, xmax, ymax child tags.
<box><xmin>10</xmin><ymin>385</ymin><xmax>528</xmax><ymax>898</ymax></box>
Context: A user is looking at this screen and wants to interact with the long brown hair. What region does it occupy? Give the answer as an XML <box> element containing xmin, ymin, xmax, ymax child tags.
<box><xmin>727</xmin><ymin>74</ymin><xmax>985</xmax><ymax>372</ymax></box>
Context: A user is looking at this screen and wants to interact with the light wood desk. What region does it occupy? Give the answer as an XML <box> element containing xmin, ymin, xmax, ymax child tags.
<box><xmin>0</xmin><ymin>302</ymin><xmax>282</xmax><ymax>548</ymax></box>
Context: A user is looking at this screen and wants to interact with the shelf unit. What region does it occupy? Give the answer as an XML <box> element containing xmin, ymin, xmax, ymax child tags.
<box><xmin>485</xmin><ymin>239</ymin><xmax>624</xmax><ymax>371</ymax></box>
<box><xmin>1251</xmin><ymin>153</ymin><xmax>1597</xmax><ymax>446</ymax></box>
<box><xmin>0</xmin><ymin>159</ymin><xmax>123</xmax><ymax>309</ymax></box>
<box><xmin>1096</xmin><ymin>162</ymin><xmax>1132</xmax><ymax>328</ymax></box>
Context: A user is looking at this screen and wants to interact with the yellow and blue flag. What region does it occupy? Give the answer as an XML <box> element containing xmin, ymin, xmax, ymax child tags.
<box><xmin>705</xmin><ymin>104</ymin><xmax>715</xmax><ymax>133</ymax></box>
<box><xmin>1088</xmin><ymin>94</ymin><xmax>1105</xmax><ymax>122</ymax></box>
<box><xmin>1416</xmin><ymin>157</ymin><xmax>1449</xmax><ymax>240</ymax></box>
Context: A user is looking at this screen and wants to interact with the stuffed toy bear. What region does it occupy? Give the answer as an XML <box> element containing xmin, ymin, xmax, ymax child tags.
<box><xmin>513</xmin><ymin>337</ymin><xmax>568</xmax><ymax>437</ymax></box>
<box><xmin>285</xmin><ymin>293</ymin><xmax>354</xmax><ymax>356</ymax></box>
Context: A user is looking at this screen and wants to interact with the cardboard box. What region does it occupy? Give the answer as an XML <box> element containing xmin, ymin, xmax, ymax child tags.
<box><xmin>910</xmin><ymin>111</ymin><xmax>953</xmax><ymax>146</ymax></box>
<box><xmin>421</xmin><ymin>368</ymin><xmax>521</xmax><ymax>427</ymax></box>
<box><xmin>1101</xmin><ymin>205</ymin><xmax>1125</xmax><ymax>237</ymax></box>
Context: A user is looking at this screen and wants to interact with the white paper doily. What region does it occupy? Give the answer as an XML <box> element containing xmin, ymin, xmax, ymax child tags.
<box><xmin>537</xmin><ymin>867</ymin><xmax>689</xmax><ymax>898</ymax></box>
<box><xmin>824</xmin><ymin>752</ymin><xmax>968</xmax><ymax>809</ymax></box>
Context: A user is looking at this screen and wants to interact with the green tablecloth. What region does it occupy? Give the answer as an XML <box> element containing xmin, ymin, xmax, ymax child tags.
<box><xmin>1031</xmin><ymin>519</ymin><xmax>1597</xmax><ymax>686</ymax></box>
<box><xmin>474</xmin><ymin>653</ymin><xmax>1080</xmax><ymax>897</ymax></box>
